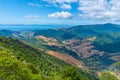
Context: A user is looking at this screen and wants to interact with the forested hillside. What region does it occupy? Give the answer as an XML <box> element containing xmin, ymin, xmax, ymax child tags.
<box><xmin>0</xmin><ymin>37</ymin><xmax>99</xmax><ymax>80</ymax></box>
<box><xmin>29</xmin><ymin>24</ymin><xmax>120</xmax><ymax>70</ymax></box>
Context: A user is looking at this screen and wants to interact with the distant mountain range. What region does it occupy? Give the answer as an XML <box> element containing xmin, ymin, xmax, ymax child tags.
<box><xmin>0</xmin><ymin>24</ymin><xmax>73</xmax><ymax>31</ymax></box>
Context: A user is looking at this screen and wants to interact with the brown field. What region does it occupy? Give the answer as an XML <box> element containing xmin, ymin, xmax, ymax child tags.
<box><xmin>46</xmin><ymin>50</ymin><xmax>85</xmax><ymax>69</ymax></box>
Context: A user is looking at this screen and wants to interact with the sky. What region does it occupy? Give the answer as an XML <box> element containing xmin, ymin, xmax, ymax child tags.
<box><xmin>0</xmin><ymin>0</ymin><xmax>120</xmax><ymax>25</ymax></box>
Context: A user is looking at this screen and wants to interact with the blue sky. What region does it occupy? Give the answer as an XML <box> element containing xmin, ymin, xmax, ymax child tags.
<box><xmin>0</xmin><ymin>0</ymin><xmax>119</xmax><ymax>25</ymax></box>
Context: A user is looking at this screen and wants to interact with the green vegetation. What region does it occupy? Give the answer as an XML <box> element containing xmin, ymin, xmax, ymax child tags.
<box><xmin>100</xmin><ymin>72</ymin><xmax>118</xmax><ymax>80</ymax></box>
<box><xmin>34</xmin><ymin>24</ymin><xmax>120</xmax><ymax>40</ymax></box>
<box><xmin>93</xmin><ymin>32</ymin><xmax>120</xmax><ymax>53</ymax></box>
<box><xmin>22</xmin><ymin>37</ymin><xmax>47</xmax><ymax>48</ymax></box>
<box><xmin>23</xmin><ymin>24</ymin><xmax>120</xmax><ymax>70</ymax></box>
<box><xmin>0</xmin><ymin>50</ymin><xmax>41</xmax><ymax>80</ymax></box>
<box><xmin>0</xmin><ymin>37</ymin><xmax>98</xmax><ymax>80</ymax></box>
<box><xmin>110</xmin><ymin>62</ymin><xmax>120</xmax><ymax>73</ymax></box>
<box><xmin>0</xmin><ymin>24</ymin><xmax>120</xmax><ymax>79</ymax></box>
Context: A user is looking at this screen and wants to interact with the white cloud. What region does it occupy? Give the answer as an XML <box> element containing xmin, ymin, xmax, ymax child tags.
<box><xmin>78</xmin><ymin>0</ymin><xmax>120</xmax><ymax>21</ymax></box>
<box><xmin>27</xmin><ymin>0</ymin><xmax>120</xmax><ymax>22</ymax></box>
<box><xmin>43</xmin><ymin>0</ymin><xmax>77</xmax><ymax>9</ymax></box>
<box><xmin>44</xmin><ymin>0</ymin><xmax>77</xmax><ymax>4</ymax></box>
<box><xmin>61</xmin><ymin>4</ymin><xmax>71</xmax><ymax>10</ymax></box>
<box><xmin>25</xmin><ymin>15</ymin><xmax>39</xmax><ymax>19</ymax></box>
<box><xmin>28</xmin><ymin>2</ymin><xmax>41</xmax><ymax>7</ymax></box>
<box><xmin>48</xmin><ymin>11</ymin><xmax>72</xmax><ymax>19</ymax></box>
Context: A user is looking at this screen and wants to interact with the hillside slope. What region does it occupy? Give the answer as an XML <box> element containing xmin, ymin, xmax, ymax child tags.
<box><xmin>0</xmin><ymin>37</ymin><xmax>99</xmax><ymax>80</ymax></box>
<box><xmin>29</xmin><ymin>24</ymin><xmax>120</xmax><ymax>70</ymax></box>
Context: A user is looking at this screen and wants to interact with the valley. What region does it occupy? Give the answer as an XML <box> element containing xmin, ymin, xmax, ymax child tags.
<box><xmin>0</xmin><ymin>23</ymin><xmax>120</xmax><ymax>80</ymax></box>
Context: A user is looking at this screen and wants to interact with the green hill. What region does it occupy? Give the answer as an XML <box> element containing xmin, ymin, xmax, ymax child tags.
<box><xmin>0</xmin><ymin>37</ymin><xmax>99</xmax><ymax>80</ymax></box>
<box><xmin>29</xmin><ymin>24</ymin><xmax>120</xmax><ymax>70</ymax></box>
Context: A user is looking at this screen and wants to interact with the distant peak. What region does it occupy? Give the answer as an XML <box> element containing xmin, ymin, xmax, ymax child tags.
<box><xmin>103</xmin><ymin>23</ymin><xmax>115</xmax><ymax>25</ymax></box>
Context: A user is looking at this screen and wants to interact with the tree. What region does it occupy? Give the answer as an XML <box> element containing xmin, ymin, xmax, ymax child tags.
<box><xmin>0</xmin><ymin>51</ymin><xmax>42</xmax><ymax>80</ymax></box>
<box><xmin>62</xmin><ymin>66</ymin><xmax>88</xmax><ymax>80</ymax></box>
<box><xmin>100</xmin><ymin>72</ymin><xmax>118</xmax><ymax>80</ymax></box>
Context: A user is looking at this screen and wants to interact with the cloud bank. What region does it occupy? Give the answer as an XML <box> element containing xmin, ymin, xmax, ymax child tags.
<box><xmin>28</xmin><ymin>0</ymin><xmax>120</xmax><ymax>21</ymax></box>
<box><xmin>78</xmin><ymin>0</ymin><xmax>120</xmax><ymax>21</ymax></box>
<box><xmin>61</xmin><ymin>4</ymin><xmax>71</xmax><ymax>10</ymax></box>
<box><xmin>48</xmin><ymin>11</ymin><xmax>72</xmax><ymax>19</ymax></box>
<box><xmin>43</xmin><ymin>0</ymin><xmax>77</xmax><ymax>9</ymax></box>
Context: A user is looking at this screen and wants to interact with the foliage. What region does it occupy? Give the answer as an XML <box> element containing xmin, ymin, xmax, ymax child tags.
<box><xmin>100</xmin><ymin>72</ymin><xmax>118</xmax><ymax>80</ymax></box>
<box><xmin>0</xmin><ymin>37</ymin><xmax>98</xmax><ymax>80</ymax></box>
<box><xmin>0</xmin><ymin>50</ymin><xmax>42</xmax><ymax>80</ymax></box>
<box><xmin>93</xmin><ymin>32</ymin><xmax>120</xmax><ymax>53</ymax></box>
<box><xmin>61</xmin><ymin>66</ymin><xmax>88</xmax><ymax>80</ymax></box>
